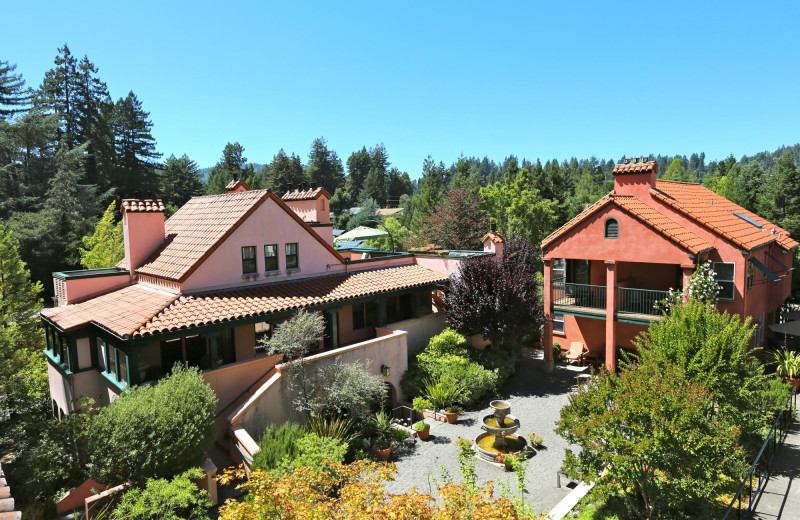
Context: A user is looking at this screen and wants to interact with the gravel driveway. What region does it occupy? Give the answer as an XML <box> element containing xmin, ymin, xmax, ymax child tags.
<box><xmin>384</xmin><ymin>349</ymin><xmax>586</xmax><ymax>516</ymax></box>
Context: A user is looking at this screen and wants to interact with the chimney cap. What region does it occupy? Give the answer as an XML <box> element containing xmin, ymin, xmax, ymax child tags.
<box><xmin>121</xmin><ymin>199</ymin><xmax>166</xmax><ymax>213</ymax></box>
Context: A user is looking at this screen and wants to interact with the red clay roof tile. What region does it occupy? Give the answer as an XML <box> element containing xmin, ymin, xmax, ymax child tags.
<box><xmin>653</xmin><ymin>180</ymin><xmax>799</xmax><ymax>251</ymax></box>
<box><xmin>281</xmin><ymin>187</ymin><xmax>331</xmax><ymax>201</ymax></box>
<box><xmin>121</xmin><ymin>199</ymin><xmax>165</xmax><ymax>213</ymax></box>
<box><xmin>612</xmin><ymin>161</ymin><xmax>657</xmax><ymax>174</ymax></box>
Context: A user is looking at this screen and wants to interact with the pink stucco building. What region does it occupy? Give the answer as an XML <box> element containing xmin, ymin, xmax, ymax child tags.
<box><xmin>541</xmin><ymin>159</ymin><xmax>798</xmax><ymax>371</ymax></box>
<box><xmin>40</xmin><ymin>184</ymin><xmax>498</xmax><ymax>440</ymax></box>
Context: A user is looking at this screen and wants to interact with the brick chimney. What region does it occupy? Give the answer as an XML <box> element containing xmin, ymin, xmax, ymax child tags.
<box><xmin>613</xmin><ymin>157</ymin><xmax>658</xmax><ymax>199</ymax></box>
<box><xmin>120</xmin><ymin>199</ymin><xmax>166</xmax><ymax>274</ymax></box>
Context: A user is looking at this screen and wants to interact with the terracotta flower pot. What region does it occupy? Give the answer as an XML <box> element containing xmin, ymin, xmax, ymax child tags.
<box><xmin>445</xmin><ymin>411</ymin><xmax>459</xmax><ymax>424</ymax></box>
<box><xmin>415</xmin><ymin>424</ymin><xmax>431</xmax><ymax>441</ymax></box>
<box><xmin>374</xmin><ymin>446</ymin><xmax>392</xmax><ymax>461</ymax></box>
<box><xmin>784</xmin><ymin>377</ymin><xmax>800</xmax><ymax>390</ymax></box>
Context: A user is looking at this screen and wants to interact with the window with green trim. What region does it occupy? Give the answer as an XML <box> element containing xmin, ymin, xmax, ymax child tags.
<box><xmin>746</xmin><ymin>259</ymin><xmax>755</xmax><ymax>291</ymax></box>
<box><xmin>553</xmin><ymin>258</ymin><xmax>566</xmax><ymax>284</ymax></box>
<box><xmin>553</xmin><ymin>313</ymin><xmax>565</xmax><ymax>333</ymax></box>
<box><xmin>604</xmin><ymin>218</ymin><xmax>619</xmax><ymax>239</ymax></box>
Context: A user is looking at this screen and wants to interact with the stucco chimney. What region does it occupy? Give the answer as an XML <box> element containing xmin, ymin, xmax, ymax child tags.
<box><xmin>612</xmin><ymin>158</ymin><xmax>658</xmax><ymax>199</ymax></box>
<box><xmin>120</xmin><ymin>199</ymin><xmax>166</xmax><ymax>274</ymax></box>
<box><xmin>482</xmin><ymin>225</ymin><xmax>505</xmax><ymax>261</ymax></box>
<box><xmin>225</xmin><ymin>180</ymin><xmax>250</xmax><ymax>193</ymax></box>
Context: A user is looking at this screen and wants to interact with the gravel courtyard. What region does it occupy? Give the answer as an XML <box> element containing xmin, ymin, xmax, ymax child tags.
<box><xmin>384</xmin><ymin>348</ymin><xmax>586</xmax><ymax>516</ymax></box>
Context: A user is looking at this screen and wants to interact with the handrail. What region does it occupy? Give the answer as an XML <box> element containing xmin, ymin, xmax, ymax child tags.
<box><xmin>552</xmin><ymin>282</ymin><xmax>607</xmax><ymax>310</ymax></box>
<box><xmin>617</xmin><ymin>287</ymin><xmax>668</xmax><ymax>316</ymax></box>
<box><xmin>721</xmin><ymin>388</ymin><xmax>796</xmax><ymax>519</ymax></box>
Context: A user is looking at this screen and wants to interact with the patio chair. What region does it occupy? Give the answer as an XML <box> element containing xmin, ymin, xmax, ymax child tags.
<box><xmin>562</xmin><ymin>342</ymin><xmax>588</xmax><ymax>365</ymax></box>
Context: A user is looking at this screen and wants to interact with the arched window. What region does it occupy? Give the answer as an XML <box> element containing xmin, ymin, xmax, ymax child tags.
<box><xmin>604</xmin><ymin>218</ymin><xmax>619</xmax><ymax>239</ymax></box>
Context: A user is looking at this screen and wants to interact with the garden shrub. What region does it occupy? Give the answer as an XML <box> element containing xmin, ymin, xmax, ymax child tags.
<box><xmin>279</xmin><ymin>433</ymin><xmax>347</xmax><ymax>474</ymax></box>
<box><xmin>251</xmin><ymin>422</ymin><xmax>307</xmax><ymax>474</ymax></box>
<box><xmin>401</xmin><ymin>328</ymin><xmax>500</xmax><ymax>407</ymax></box>
<box><xmin>110</xmin><ymin>468</ymin><xmax>211</xmax><ymax>520</ymax></box>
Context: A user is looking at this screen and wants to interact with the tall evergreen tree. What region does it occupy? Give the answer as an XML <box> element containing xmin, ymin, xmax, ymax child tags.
<box><xmin>36</xmin><ymin>44</ymin><xmax>80</xmax><ymax>148</ymax></box>
<box><xmin>266</xmin><ymin>149</ymin><xmax>305</xmax><ymax>195</ymax></box>
<box><xmin>346</xmin><ymin>147</ymin><xmax>371</xmax><ymax>191</ymax></box>
<box><xmin>159</xmin><ymin>154</ymin><xmax>202</xmax><ymax>207</ymax></box>
<box><xmin>74</xmin><ymin>56</ymin><xmax>112</xmax><ymax>187</ymax></box>
<box><xmin>0</xmin><ymin>60</ymin><xmax>31</xmax><ymax>119</ymax></box>
<box><xmin>306</xmin><ymin>137</ymin><xmax>344</xmax><ymax>194</ymax></box>
<box><xmin>112</xmin><ymin>91</ymin><xmax>160</xmax><ymax>197</ymax></box>
<box><xmin>79</xmin><ymin>201</ymin><xmax>124</xmax><ymax>269</ymax></box>
<box><xmin>204</xmin><ymin>142</ymin><xmax>255</xmax><ymax>194</ymax></box>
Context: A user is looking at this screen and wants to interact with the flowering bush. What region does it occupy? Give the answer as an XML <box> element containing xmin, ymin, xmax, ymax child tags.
<box><xmin>687</xmin><ymin>260</ymin><xmax>720</xmax><ymax>304</ymax></box>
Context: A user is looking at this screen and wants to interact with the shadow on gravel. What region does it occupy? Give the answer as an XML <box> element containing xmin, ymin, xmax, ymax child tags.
<box><xmin>500</xmin><ymin>354</ymin><xmax>583</xmax><ymax>399</ymax></box>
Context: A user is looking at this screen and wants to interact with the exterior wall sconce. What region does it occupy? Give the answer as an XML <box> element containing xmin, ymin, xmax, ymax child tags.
<box><xmin>381</xmin><ymin>364</ymin><xmax>390</xmax><ymax>377</ymax></box>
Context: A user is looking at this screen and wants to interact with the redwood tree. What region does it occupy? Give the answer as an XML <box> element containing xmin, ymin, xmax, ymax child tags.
<box><xmin>420</xmin><ymin>186</ymin><xmax>488</xmax><ymax>250</ymax></box>
<box><xmin>445</xmin><ymin>238</ymin><xmax>543</xmax><ymax>346</ymax></box>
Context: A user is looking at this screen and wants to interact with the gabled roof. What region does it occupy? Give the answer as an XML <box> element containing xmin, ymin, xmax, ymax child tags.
<box><xmin>41</xmin><ymin>265</ymin><xmax>448</xmax><ymax>338</ymax></box>
<box><xmin>135</xmin><ymin>190</ymin><xmax>345</xmax><ymax>282</ymax></box>
<box><xmin>653</xmin><ymin>181</ymin><xmax>799</xmax><ymax>252</ymax></box>
<box><xmin>481</xmin><ymin>231</ymin><xmax>505</xmax><ymax>244</ymax></box>
<box><xmin>225</xmin><ymin>179</ymin><xmax>251</xmax><ymax>191</ymax></box>
<box><xmin>541</xmin><ymin>194</ymin><xmax>714</xmax><ymax>256</ymax></box>
<box><xmin>282</xmin><ymin>186</ymin><xmax>331</xmax><ymax>201</ymax></box>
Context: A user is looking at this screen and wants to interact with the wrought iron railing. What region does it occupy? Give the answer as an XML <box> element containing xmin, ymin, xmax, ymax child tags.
<box><xmin>721</xmin><ymin>389</ymin><xmax>796</xmax><ymax>519</ymax></box>
<box><xmin>552</xmin><ymin>283</ymin><xmax>607</xmax><ymax>310</ymax></box>
<box><xmin>616</xmin><ymin>287</ymin><xmax>668</xmax><ymax>316</ymax></box>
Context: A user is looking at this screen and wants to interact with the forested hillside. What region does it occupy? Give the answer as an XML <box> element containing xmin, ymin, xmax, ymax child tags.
<box><xmin>2</xmin><ymin>46</ymin><xmax>799</xmax><ymax>299</ymax></box>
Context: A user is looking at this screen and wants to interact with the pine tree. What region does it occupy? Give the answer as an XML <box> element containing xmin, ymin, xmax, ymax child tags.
<box><xmin>36</xmin><ymin>44</ymin><xmax>80</xmax><ymax>148</ymax></box>
<box><xmin>112</xmin><ymin>91</ymin><xmax>160</xmax><ymax>197</ymax></box>
<box><xmin>0</xmin><ymin>60</ymin><xmax>31</xmax><ymax>119</ymax></box>
<box><xmin>204</xmin><ymin>142</ymin><xmax>253</xmax><ymax>195</ymax></box>
<box><xmin>267</xmin><ymin>149</ymin><xmax>306</xmax><ymax>195</ymax></box>
<box><xmin>159</xmin><ymin>154</ymin><xmax>202</xmax><ymax>207</ymax></box>
<box><xmin>306</xmin><ymin>137</ymin><xmax>344</xmax><ymax>194</ymax></box>
<box><xmin>79</xmin><ymin>201</ymin><xmax>124</xmax><ymax>269</ymax></box>
<box><xmin>75</xmin><ymin>56</ymin><xmax>112</xmax><ymax>187</ymax></box>
<box><xmin>346</xmin><ymin>147</ymin><xmax>371</xmax><ymax>191</ymax></box>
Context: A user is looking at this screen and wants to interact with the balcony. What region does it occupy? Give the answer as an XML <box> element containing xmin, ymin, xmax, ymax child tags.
<box><xmin>552</xmin><ymin>283</ymin><xmax>668</xmax><ymax>320</ymax></box>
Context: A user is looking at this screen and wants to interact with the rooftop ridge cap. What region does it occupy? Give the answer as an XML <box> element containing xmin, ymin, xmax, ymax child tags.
<box><xmin>189</xmin><ymin>189</ymin><xmax>271</xmax><ymax>200</ymax></box>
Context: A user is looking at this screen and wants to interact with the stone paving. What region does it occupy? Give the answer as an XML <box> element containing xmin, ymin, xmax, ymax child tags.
<box><xmin>750</xmin><ymin>420</ymin><xmax>800</xmax><ymax>520</ymax></box>
<box><xmin>384</xmin><ymin>349</ymin><xmax>586</xmax><ymax>516</ymax></box>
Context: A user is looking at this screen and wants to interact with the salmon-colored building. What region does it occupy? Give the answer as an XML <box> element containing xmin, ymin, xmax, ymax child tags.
<box><xmin>541</xmin><ymin>158</ymin><xmax>798</xmax><ymax>371</ymax></box>
<box><xmin>40</xmin><ymin>184</ymin><xmax>500</xmax><ymax>434</ymax></box>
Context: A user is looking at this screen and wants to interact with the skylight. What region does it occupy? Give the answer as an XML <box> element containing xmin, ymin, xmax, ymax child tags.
<box><xmin>734</xmin><ymin>212</ymin><xmax>764</xmax><ymax>230</ymax></box>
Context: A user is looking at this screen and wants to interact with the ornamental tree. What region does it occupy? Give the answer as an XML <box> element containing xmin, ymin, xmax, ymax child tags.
<box><xmin>556</xmin><ymin>359</ymin><xmax>745</xmax><ymax>520</ymax></box>
<box><xmin>445</xmin><ymin>238</ymin><xmax>544</xmax><ymax>347</ymax></box>
<box><xmin>420</xmin><ymin>186</ymin><xmax>488</xmax><ymax>250</ymax></box>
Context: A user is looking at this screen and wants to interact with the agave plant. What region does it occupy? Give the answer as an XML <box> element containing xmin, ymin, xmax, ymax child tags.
<box><xmin>771</xmin><ymin>348</ymin><xmax>800</xmax><ymax>379</ymax></box>
<box><xmin>307</xmin><ymin>415</ymin><xmax>357</xmax><ymax>444</ymax></box>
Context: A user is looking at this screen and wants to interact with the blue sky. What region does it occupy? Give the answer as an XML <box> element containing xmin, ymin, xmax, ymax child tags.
<box><xmin>4</xmin><ymin>1</ymin><xmax>799</xmax><ymax>177</ymax></box>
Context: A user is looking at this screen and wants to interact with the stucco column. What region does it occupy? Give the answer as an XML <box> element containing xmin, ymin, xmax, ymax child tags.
<box><xmin>542</xmin><ymin>258</ymin><xmax>554</xmax><ymax>372</ymax></box>
<box><xmin>605</xmin><ymin>260</ymin><xmax>617</xmax><ymax>371</ymax></box>
<box><xmin>681</xmin><ymin>263</ymin><xmax>694</xmax><ymax>302</ymax></box>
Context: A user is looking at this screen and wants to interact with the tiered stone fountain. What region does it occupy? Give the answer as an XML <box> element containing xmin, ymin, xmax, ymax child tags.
<box><xmin>475</xmin><ymin>399</ymin><xmax>528</xmax><ymax>462</ymax></box>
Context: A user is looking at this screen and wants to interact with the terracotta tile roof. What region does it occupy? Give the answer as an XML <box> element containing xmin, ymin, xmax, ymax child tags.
<box><xmin>653</xmin><ymin>180</ymin><xmax>799</xmax><ymax>251</ymax></box>
<box><xmin>613</xmin><ymin>195</ymin><xmax>714</xmax><ymax>255</ymax></box>
<box><xmin>282</xmin><ymin>186</ymin><xmax>331</xmax><ymax>201</ymax></box>
<box><xmin>225</xmin><ymin>179</ymin><xmax>250</xmax><ymax>191</ymax></box>
<box><xmin>481</xmin><ymin>231</ymin><xmax>505</xmax><ymax>244</ymax></box>
<box><xmin>121</xmin><ymin>199</ymin><xmax>165</xmax><ymax>213</ymax></box>
<box><xmin>136</xmin><ymin>190</ymin><xmax>269</xmax><ymax>281</ymax></box>
<box><xmin>612</xmin><ymin>160</ymin><xmax>657</xmax><ymax>174</ymax></box>
<box><xmin>541</xmin><ymin>194</ymin><xmax>714</xmax><ymax>256</ymax></box>
<box><xmin>140</xmin><ymin>264</ymin><xmax>446</xmax><ymax>337</ymax></box>
<box><xmin>41</xmin><ymin>285</ymin><xmax>178</xmax><ymax>336</ymax></box>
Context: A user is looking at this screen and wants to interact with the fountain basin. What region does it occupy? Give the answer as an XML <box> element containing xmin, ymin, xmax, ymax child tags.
<box><xmin>490</xmin><ymin>399</ymin><xmax>511</xmax><ymax>418</ymax></box>
<box><xmin>481</xmin><ymin>414</ymin><xmax>520</xmax><ymax>436</ymax></box>
<box><xmin>475</xmin><ymin>432</ymin><xmax>528</xmax><ymax>462</ymax></box>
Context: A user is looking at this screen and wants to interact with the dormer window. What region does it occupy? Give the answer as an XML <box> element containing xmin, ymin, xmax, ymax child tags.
<box><xmin>604</xmin><ymin>218</ymin><xmax>619</xmax><ymax>239</ymax></box>
<box><xmin>242</xmin><ymin>246</ymin><xmax>257</xmax><ymax>274</ymax></box>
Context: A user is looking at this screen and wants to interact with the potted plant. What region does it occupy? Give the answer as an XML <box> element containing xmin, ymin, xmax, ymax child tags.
<box><xmin>371</xmin><ymin>410</ymin><xmax>395</xmax><ymax>461</ymax></box>
<box><xmin>423</xmin><ymin>376</ymin><xmax>464</xmax><ymax>424</ymax></box>
<box><xmin>412</xmin><ymin>398</ymin><xmax>431</xmax><ymax>440</ymax></box>
<box><xmin>528</xmin><ymin>432</ymin><xmax>543</xmax><ymax>450</ymax></box>
<box><xmin>771</xmin><ymin>348</ymin><xmax>800</xmax><ymax>389</ymax></box>
<box><xmin>496</xmin><ymin>452</ymin><xmax>518</xmax><ymax>472</ymax></box>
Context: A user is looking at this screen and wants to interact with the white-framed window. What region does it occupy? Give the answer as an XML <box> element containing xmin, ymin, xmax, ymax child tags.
<box><xmin>553</xmin><ymin>313</ymin><xmax>565</xmax><ymax>334</ymax></box>
<box><xmin>713</xmin><ymin>262</ymin><xmax>735</xmax><ymax>300</ymax></box>
<box><xmin>553</xmin><ymin>258</ymin><xmax>566</xmax><ymax>284</ymax></box>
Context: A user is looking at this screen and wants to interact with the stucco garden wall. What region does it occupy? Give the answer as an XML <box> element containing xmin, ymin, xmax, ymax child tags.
<box><xmin>385</xmin><ymin>312</ymin><xmax>446</xmax><ymax>353</ymax></box>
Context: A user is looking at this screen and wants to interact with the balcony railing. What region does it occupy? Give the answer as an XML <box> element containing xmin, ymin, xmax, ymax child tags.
<box><xmin>617</xmin><ymin>287</ymin><xmax>668</xmax><ymax>316</ymax></box>
<box><xmin>552</xmin><ymin>284</ymin><xmax>669</xmax><ymax>317</ymax></box>
<box><xmin>552</xmin><ymin>283</ymin><xmax>607</xmax><ymax>310</ymax></box>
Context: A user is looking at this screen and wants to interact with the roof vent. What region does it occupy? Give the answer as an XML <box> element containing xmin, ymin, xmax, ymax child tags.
<box><xmin>772</xmin><ymin>227</ymin><xmax>777</xmax><ymax>235</ymax></box>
